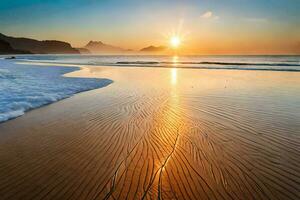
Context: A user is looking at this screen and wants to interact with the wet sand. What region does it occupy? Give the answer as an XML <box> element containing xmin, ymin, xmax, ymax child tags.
<box><xmin>0</xmin><ymin>65</ymin><xmax>300</xmax><ymax>199</ymax></box>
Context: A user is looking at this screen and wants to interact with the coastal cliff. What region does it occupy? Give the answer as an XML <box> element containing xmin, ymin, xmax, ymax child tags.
<box><xmin>0</xmin><ymin>33</ymin><xmax>79</xmax><ymax>54</ymax></box>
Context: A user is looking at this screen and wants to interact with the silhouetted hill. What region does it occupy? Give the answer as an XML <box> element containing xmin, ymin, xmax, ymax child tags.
<box><xmin>85</xmin><ymin>41</ymin><xmax>126</xmax><ymax>54</ymax></box>
<box><xmin>76</xmin><ymin>48</ymin><xmax>91</xmax><ymax>54</ymax></box>
<box><xmin>140</xmin><ymin>45</ymin><xmax>166</xmax><ymax>52</ymax></box>
<box><xmin>0</xmin><ymin>39</ymin><xmax>31</xmax><ymax>54</ymax></box>
<box><xmin>0</xmin><ymin>33</ymin><xmax>79</xmax><ymax>54</ymax></box>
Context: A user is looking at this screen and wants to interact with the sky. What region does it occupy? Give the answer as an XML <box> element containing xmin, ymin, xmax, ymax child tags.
<box><xmin>0</xmin><ymin>0</ymin><xmax>300</xmax><ymax>54</ymax></box>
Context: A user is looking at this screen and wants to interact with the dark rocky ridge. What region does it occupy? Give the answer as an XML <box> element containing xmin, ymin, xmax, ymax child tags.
<box><xmin>0</xmin><ymin>39</ymin><xmax>31</xmax><ymax>54</ymax></box>
<box><xmin>0</xmin><ymin>33</ymin><xmax>79</xmax><ymax>54</ymax></box>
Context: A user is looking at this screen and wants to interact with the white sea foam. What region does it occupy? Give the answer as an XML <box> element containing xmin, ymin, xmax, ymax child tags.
<box><xmin>0</xmin><ymin>59</ymin><xmax>112</xmax><ymax>123</ymax></box>
<box><xmin>0</xmin><ymin>110</ymin><xmax>24</xmax><ymax>122</ymax></box>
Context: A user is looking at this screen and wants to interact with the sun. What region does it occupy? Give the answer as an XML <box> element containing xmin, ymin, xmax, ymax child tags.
<box><xmin>170</xmin><ymin>36</ymin><xmax>181</xmax><ymax>48</ymax></box>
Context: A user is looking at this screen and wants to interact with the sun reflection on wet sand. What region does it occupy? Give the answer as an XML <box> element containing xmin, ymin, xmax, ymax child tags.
<box><xmin>171</xmin><ymin>68</ymin><xmax>177</xmax><ymax>86</ymax></box>
<box><xmin>171</xmin><ymin>56</ymin><xmax>179</xmax><ymax>86</ymax></box>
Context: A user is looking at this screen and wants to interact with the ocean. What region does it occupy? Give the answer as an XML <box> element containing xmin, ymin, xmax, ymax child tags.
<box><xmin>13</xmin><ymin>54</ymin><xmax>300</xmax><ymax>71</ymax></box>
<box><xmin>0</xmin><ymin>54</ymin><xmax>299</xmax><ymax>123</ymax></box>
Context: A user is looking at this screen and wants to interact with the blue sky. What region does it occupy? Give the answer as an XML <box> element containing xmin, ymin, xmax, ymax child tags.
<box><xmin>0</xmin><ymin>0</ymin><xmax>299</xmax><ymax>54</ymax></box>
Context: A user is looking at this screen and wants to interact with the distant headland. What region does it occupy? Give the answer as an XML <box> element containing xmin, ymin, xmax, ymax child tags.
<box><xmin>0</xmin><ymin>33</ymin><xmax>168</xmax><ymax>55</ymax></box>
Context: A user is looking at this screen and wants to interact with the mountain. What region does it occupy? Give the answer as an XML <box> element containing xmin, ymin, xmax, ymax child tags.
<box><xmin>0</xmin><ymin>33</ymin><xmax>79</xmax><ymax>54</ymax></box>
<box><xmin>0</xmin><ymin>39</ymin><xmax>31</xmax><ymax>54</ymax></box>
<box><xmin>76</xmin><ymin>48</ymin><xmax>91</xmax><ymax>54</ymax></box>
<box><xmin>140</xmin><ymin>45</ymin><xmax>166</xmax><ymax>52</ymax></box>
<box><xmin>84</xmin><ymin>41</ymin><xmax>126</xmax><ymax>54</ymax></box>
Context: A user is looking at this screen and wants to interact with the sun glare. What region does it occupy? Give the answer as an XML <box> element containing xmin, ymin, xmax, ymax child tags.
<box><xmin>170</xmin><ymin>36</ymin><xmax>181</xmax><ymax>48</ymax></box>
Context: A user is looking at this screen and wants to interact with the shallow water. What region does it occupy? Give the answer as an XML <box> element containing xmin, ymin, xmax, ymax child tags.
<box><xmin>0</xmin><ymin>62</ymin><xmax>299</xmax><ymax>199</ymax></box>
<box><xmin>11</xmin><ymin>54</ymin><xmax>300</xmax><ymax>71</ymax></box>
<box><xmin>0</xmin><ymin>59</ymin><xmax>112</xmax><ymax>122</ymax></box>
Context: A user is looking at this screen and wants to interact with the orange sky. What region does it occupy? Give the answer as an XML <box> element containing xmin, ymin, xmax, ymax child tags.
<box><xmin>1</xmin><ymin>0</ymin><xmax>299</xmax><ymax>55</ymax></box>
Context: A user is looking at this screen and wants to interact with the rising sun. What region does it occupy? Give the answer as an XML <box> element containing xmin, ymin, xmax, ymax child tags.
<box><xmin>170</xmin><ymin>36</ymin><xmax>181</xmax><ymax>48</ymax></box>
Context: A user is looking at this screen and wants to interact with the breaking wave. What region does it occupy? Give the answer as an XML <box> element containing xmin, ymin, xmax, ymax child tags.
<box><xmin>113</xmin><ymin>61</ymin><xmax>300</xmax><ymax>71</ymax></box>
<box><xmin>0</xmin><ymin>60</ymin><xmax>112</xmax><ymax>123</ymax></box>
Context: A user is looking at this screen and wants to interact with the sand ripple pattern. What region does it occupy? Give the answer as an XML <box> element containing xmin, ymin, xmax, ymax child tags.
<box><xmin>0</xmin><ymin>86</ymin><xmax>299</xmax><ymax>200</ymax></box>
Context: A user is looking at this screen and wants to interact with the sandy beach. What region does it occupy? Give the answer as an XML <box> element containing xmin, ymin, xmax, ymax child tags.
<box><xmin>0</xmin><ymin>63</ymin><xmax>300</xmax><ymax>199</ymax></box>
<box><xmin>1</xmin><ymin>0</ymin><xmax>300</xmax><ymax>198</ymax></box>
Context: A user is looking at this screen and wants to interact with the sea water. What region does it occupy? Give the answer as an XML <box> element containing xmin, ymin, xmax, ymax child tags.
<box><xmin>0</xmin><ymin>58</ymin><xmax>112</xmax><ymax>122</ymax></box>
<box><xmin>1</xmin><ymin>54</ymin><xmax>300</xmax><ymax>123</ymax></box>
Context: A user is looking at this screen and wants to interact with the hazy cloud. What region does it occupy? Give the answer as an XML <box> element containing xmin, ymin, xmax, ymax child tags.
<box><xmin>201</xmin><ymin>11</ymin><xmax>219</xmax><ymax>20</ymax></box>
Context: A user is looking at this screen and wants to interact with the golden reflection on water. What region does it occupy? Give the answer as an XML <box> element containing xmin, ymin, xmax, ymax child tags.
<box><xmin>171</xmin><ymin>68</ymin><xmax>178</xmax><ymax>86</ymax></box>
<box><xmin>172</xmin><ymin>56</ymin><xmax>178</xmax><ymax>65</ymax></box>
<box><xmin>171</xmin><ymin>56</ymin><xmax>179</xmax><ymax>86</ymax></box>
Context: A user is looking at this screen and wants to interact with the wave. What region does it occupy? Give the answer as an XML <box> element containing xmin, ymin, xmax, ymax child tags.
<box><xmin>113</xmin><ymin>62</ymin><xmax>300</xmax><ymax>72</ymax></box>
<box><xmin>0</xmin><ymin>60</ymin><xmax>113</xmax><ymax>123</ymax></box>
<box><xmin>0</xmin><ymin>110</ymin><xmax>25</xmax><ymax>122</ymax></box>
<box><xmin>116</xmin><ymin>61</ymin><xmax>300</xmax><ymax>67</ymax></box>
<box><xmin>12</xmin><ymin>56</ymin><xmax>300</xmax><ymax>72</ymax></box>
